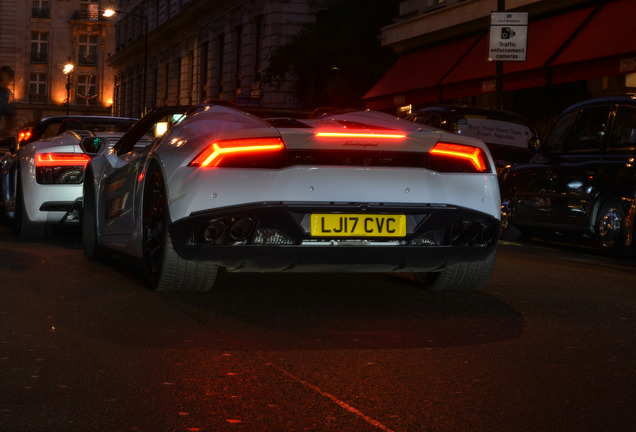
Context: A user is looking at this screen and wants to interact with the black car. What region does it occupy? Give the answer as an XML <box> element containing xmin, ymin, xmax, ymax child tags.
<box><xmin>500</xmin><ymin>95</ymin><xmax>636</xmax><ymax>256</ymax></box>
<box><xmin>406</xmin><ymin>105</ymin><xmax>537</xmax><ymax>173</ymax></box>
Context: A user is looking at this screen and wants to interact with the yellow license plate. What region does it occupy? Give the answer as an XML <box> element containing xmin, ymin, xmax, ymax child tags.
<box><xmin>310</xmin><ymin>214</ymin><xmax>406</xmax><ymax>237</ymax></box>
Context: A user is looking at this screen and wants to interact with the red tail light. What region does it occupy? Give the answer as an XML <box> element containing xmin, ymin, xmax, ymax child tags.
<box><xmin>315</xmin><ymin>131</ymin><xmax>406</xmax><ymax>139</ymax></box>
<box><xmin>18</xmin><ymin>130</ymin><xmax>32</xmax><ymax>142</ymax></box>
<box><xmin>35</xmin><ymin>153</ymin><xmax>90</xmax><ymax>167</ymax></box>
<box><xmin>190</xmin><ymin>137</ymin><xmax>285</xmax><ymax>167</ymax></box>
<box><xmin>430</xmin><ymin>142</ymin><xmax>488</xmax><ymax>172</ymax></box>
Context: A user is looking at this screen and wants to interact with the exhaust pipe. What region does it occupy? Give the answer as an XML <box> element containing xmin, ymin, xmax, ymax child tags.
<box><xmin>229</xmin><ymin>217</ymin><xmax>254</xmax><ymax>241</ymax></box>
<box><xmin>460</xmin><ymin>220</ymin><xmax>478</xmax><ymax>242</ymax></box>
<box><xmin>203</xmin><ymin>220</ymin><xmax>226</xmax><ymax>243</ymax></box>
<box><xmin>480</xmin><ymin>223</ymin><xmax>494</xmax><ymax>243</ymax></box>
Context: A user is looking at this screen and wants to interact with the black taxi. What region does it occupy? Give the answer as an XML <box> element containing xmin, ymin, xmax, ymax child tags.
<box><xmin>500</xmin><ymin>95</ymin><xmax>636</xmax><ymax>256</ymax></box>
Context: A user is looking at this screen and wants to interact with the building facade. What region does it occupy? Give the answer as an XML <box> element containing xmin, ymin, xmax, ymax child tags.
<box><xmin>107</xmin><ymin>0</ymin><xmax>328</xmax><ymax>119</ymax></box>
<box><xmin>0</xmin><ymin>0</ymin><xmax>115</xmax><ymax>133</ymax></box>
<box><xmin>365</xmin><ymin>0</ymin><xmax>636</xmax><ymax>132</ymax></box>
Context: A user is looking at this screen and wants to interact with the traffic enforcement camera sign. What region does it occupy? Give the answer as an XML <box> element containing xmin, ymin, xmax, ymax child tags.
<box><xmin>489</xmin><ymin>12</ymin><xmax>528</xmax><ymax>62</ymax></box>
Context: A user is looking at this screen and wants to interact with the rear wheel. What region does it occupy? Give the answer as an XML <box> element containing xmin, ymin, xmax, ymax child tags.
<box><xmin>414</xmin><ymin>250</ymin><xmax>497</xmax><ymax>291</ymax></box>
<box><xmin>499</xmin><ymin>198</ymin><xmax>523</xmax><ymax>241</ymax></box>
<box><xmin>142</xmin><ymin>164</ymin><xmax>218</xmax><ymax>292</ymax></box>
<box><xmin>595</xmin><ymin>199</ymin><xmax>630</xmax><ymax>257</ymax></box>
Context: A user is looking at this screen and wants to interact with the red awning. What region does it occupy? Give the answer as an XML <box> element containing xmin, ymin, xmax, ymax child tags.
<box><xmin>551</xmin><ymin>0</ymin><xmax>636</xmax><ymax>84</ymax></box>
<box><xmin>440</xmin><ymin>7</ymin><xmax>595</xmax><ymax>99</ymax></box>
<box><xmin>363</xmin><ymin>36</ymin><xmax>479</xmax><ymax>110</ymax></box>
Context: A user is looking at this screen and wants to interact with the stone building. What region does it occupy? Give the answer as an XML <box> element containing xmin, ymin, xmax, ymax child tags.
<box><xmin>0</xmin><ymin>0</ymin><xmax>115</xmax><ymax>132</ymax></box>
<box><xmin>0</xmin><ymin>0</ymin><xmax>329</xmax><ymax>133</ymax></box>
<box><xmin>107</xmin><ymin>0</ymin><xmax>328</xmax><ymax>118</ymax></box>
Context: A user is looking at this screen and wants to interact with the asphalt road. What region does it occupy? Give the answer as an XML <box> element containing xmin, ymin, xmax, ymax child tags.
<box><xmin>1</xmin><ymin>225</ymin><xmax>635</xmax><ymax>432</ymax></box>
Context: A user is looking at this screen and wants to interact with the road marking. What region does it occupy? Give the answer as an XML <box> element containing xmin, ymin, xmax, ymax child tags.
<box><xmin>266</xmin><ymin>361</ymin><xmax>399</xmax><ymax>432</ymax></box>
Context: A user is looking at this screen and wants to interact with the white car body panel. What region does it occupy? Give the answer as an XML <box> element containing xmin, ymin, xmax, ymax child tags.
<box><xmin>166</xmin><ymin>166</ymin><xmax>500</xmax><ymax>225</ymax></box>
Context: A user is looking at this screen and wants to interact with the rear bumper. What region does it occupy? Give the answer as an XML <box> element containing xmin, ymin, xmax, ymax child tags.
<box><xmin>169</xmin><ymin>202</ymin><xmax>499</xmax><ymax>272</ymax></box>
<box><xmin>23</xmin><ymin>183</ymin><xmax>83</xmax><ymax>224</ymax></box>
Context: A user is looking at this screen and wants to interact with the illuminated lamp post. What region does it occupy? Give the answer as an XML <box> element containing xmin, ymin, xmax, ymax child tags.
<box><xmin>103</xmin><ymin>8</ymin><xmax>148</xmax><ymax>116</ymax></box>
<box><xmin>63</xmin><ymin>62</ymin><xmax>74</xmax><ymax>116</ymax></box>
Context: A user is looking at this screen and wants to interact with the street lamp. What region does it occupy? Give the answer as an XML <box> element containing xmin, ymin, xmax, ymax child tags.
<box><xmin>103</xmin><ymin>8</ymin><xmax>148</xmax><ymax>116</ymax></box>
<box><xmin>63</xmin><ymin>62</ymin><xmax>74</xmax><ymax>115</ymax></box>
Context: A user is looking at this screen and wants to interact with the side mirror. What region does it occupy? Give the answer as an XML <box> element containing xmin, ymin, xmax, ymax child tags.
<box><xmin>528</xmin><ymin>136</ymin><xmax>541</xmax><ymax>152</ymax></box>
<box><xmin>79</xmin><ymin>136</ymin><xmax>108</xmax><ymax>156</ymax></box>
<box><xmin>0</xmin><ymin>137</ymin><xmax>17</xmax><ymax>154</ymax></box>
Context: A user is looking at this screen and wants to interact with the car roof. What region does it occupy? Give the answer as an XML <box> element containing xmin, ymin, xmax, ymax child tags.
<box><xmin>38</xmin><ymin>115</ymin><xmax>137</xmax><ymax>122</ymax></box>
<box><xmin>30</xmin><ymin>116</ymin><xmax>138</xmax><ymax>132</ymax></box>
<box><xmin>411</xmin><ymin>105</ymin><xmax>533</xmax><ymax>125</ymax></box>
<box><xmin>563</xmin><ymin>94</ymin><xmax>636</xmax><ymax>112</ymax></box>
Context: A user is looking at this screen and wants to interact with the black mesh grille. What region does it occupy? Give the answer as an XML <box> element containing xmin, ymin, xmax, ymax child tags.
<box><xmin>36</xmin><ymin>166</ymin><xmax>84</xmax><ymax>184</ymax></box>
<box><xmin>284</xmin><ymin>150</ymin><xmax>481</xmax><ymax>173</ymax></box>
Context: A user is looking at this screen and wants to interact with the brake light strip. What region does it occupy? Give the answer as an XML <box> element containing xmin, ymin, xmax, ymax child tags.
<box><xmin>35</xmin><ymin>153</ymin><xmax>91</xmax><ymax>167</ymax></box>
<box><xmin>316</xmin><ymin>132</ymin><xmax>406</xmax><ymax>139</ymax></box>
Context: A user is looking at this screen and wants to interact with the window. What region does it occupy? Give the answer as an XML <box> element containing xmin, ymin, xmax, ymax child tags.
<box><xmin>252</xmin><ymin>15</ymin><xmax>262</xmax><ymax>98</ymax></box>
<box><xmin>31</xmin><ymin>32</ymin><xmax>48</xmax><ymax>63</ymax></box>
<box><xmin>32</xmin><ymin>0</ymin><xmax>50</xmax><ymax>18</ymax></box>
<box><xmin>428</xmin><ymin>113</ymin><xmax>445</xmax><ymax>129</ymax></box>
<box><xmin>609</xmin><ymin>106</ymin><xmax>636</xmax><ymax>149</ymax></box>
<box><xmin>79</xmin><ymin>33</ymin><xmax>98</xmax><ymax>65</ymax></box>
<box><xmin>163</xmin><ymin>63</ymin><xmax>170</xmax><ymax>104</ymax></box>
<box><xmin>217</xmin><ymin>33</ymin><xmax>225</xmax><ymax>97</ymax></box>
<box><xmin>199</xmin><ymin>42</ymin><xmax>209</xmax><ymax>101</ymax></box>
<box><xmin>568</xmin><ymin>107</ymin><xmax>611</xmax><ymax>152</ymax></box>
<box><xmin>29</xmin><ymin>73</ymin><xmax>47</xmax><ymax>104</ymax></box>
<box><xmin>544</xmin><ymin>110</ymin><xmax>577</xmax><ymax>153</ymax></box>
<box><xmin>235</xmin><ymin>25</ymin><xmax>242</xmax><ymax>95</ymax></box>
<box><xmin>77</xmin><ymin>75</ymin><xmax>97</xmax><ymax>105</ymax></box>
<box><xmin>80</xmin><ymin>0</ymin><xmax>99</xmax><ymax>20</ymax></box>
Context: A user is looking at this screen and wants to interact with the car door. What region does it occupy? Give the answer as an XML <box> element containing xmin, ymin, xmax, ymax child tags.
<box><xmin>99</xmin><ymin>108</ymin><xmax>187</xmax><ymax>236</ymax></box>
<box><xmin>100</xmin><ymin>137</ymin><xmax>154</xmax><ymax>236</ymax></box>
<box><xmin>511</xmin><ymin>105</ymin><xmax>611</xmax><ymax>231</ymax></box>
<box><xmin>600</xmin><ymin>104</ymin><xmax>636</xmax><ymax>199</ymax></box>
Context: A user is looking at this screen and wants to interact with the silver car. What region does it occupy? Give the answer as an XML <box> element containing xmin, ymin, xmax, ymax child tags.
<box><xmin>1</xmin><ymin>116</ymin><xmax>137</xmax><ymax>237</ymax></box>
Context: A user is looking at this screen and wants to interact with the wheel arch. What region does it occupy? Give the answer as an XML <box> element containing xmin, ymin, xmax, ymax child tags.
<box><xmin>591</xmin><ymin>193</ymin><xmax>636</xmax><ymax>252</ymax></box>
<box><xmin>82</xmin><ymin>164</ymin><xmax>100</xmax><ymax>235</ymax></box>
<box><xmin>590</xmin><ymin>192</ymin><xmax>636</xmax><ymax>234</ymax></box>
<box><xmin>139</xmin><ymin>156</ymin><xmax>173</xmax><ymax>226</ymax></box>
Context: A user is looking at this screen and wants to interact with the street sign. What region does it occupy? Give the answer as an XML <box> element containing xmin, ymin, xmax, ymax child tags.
<box><xmin>489</xmin><ymin>12</ymin><xmax>528</xmax><ymax>62</ymax></box>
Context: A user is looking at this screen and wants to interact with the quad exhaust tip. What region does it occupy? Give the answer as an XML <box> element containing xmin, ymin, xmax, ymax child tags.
<box><xmin>458</xmin><ymin>220</ymin><xmax>495</xmax><ymax>244</ymax></box>
<box><xmin>202</xmin><ymin>217</ymin><xmax>255</xmax><ymax>243</ymax></box>
<box><xmin>229</xmin><ymin>217</ymin><xmax>254</xmax><ymax>241</ymax></box>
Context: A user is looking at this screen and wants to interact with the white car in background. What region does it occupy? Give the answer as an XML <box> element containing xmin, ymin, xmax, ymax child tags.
<box><xmin>81</xmin><ymin>103</ymin><xmax>501</xmax><ymax>292</ymax></box>
<box><xmin>1</xmin><ymin>116</ymin><xmax>138</xmax><ymax>236</ymax></box>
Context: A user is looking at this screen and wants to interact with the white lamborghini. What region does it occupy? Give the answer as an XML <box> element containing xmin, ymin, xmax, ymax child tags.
<box><xmin>1</xmin><ymin>116</ymin><xmax>137</xmax><ymax>236</ymax></box>
<box><xmin>81</xmin><ymin>103</ymin><xmax>501</xmax><ymax>292</ymax></box>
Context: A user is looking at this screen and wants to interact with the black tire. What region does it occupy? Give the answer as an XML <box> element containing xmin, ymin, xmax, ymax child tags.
<box><xmin>82</xmin><ymin>170</ymin><xmax>108</xmax><ymax>259</ymax></box>
<box><xmin>499</xmin><ymin>198</ymin><xmax>522</xmax><ymax>241</ymax></box>
<box><xmin>414</xmin><ymin>250</ymin><xmax>497</xmax><ymax>291</ymax></box>
<box><xmin>500</xmin><ymin>223</ymin><xmax>523</xmax><ymax>242</ymax></box>
<box><xmin>142</xmin><ymin>164</ymin><xmax>218</xmax><ymax>292</ymax></box>
<box><xmin>595</xmin><ymin>199</ymin><xmax>630</xmax><ymax>257</ymax></box>
<box><xmin>14</xmin><ymin>174</ymin><xmax>47</xmax><ymax>238</ymax></box>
